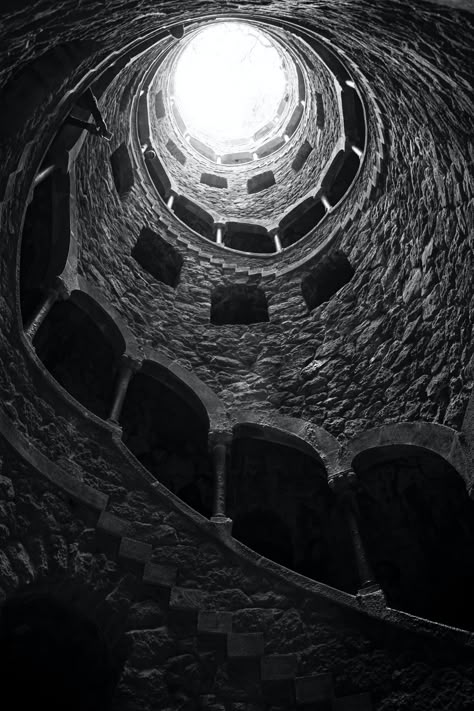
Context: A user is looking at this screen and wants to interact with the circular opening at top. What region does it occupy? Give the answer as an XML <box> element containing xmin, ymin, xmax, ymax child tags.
<box><xmin>173</xmin><ymin>22</ymin><xmax>288</xmax><ymax>149</ymax></box>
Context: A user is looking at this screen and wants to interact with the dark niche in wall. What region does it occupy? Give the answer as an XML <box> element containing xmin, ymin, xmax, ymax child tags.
<box><xmin>316</xmin><ymin>92</ymin><xmax>325</xmax><ymax>128</ymax></box>
<box><xmin>34</xmin><ymin>299</ymin><xmax>119</xmax><ymax>419</ymax></box>
<box><xmin>301</xmin><ymin>251</ymin><xmax>354</xmax><ymax>311</ymax></box>
<box><xmin>110</xmin><ymin>143</ymin><xmax>134</xmax><ymax>198</ymax></box>
<box><xmin>200</xmin><ymin>173</ymin><xmax>228</xmax><ymax>189</ymax></box>
<box><xmin>292</xmin><ymin>140</ymin><xmax>313</xmax><ymax>172</ymax></box>
<box><xmin>155</xmin><ymin>89</ymin><xmax>166</xmax><ymax>119</ymax></box>
<box><xmin>256</xmin><ymin>136</ymin><xmax>285</xmax><ymax>159</ymax></box>
<box><xmin>229</xmin><ymin>437</ymin><xmax>357</xmax><ymax>592</ymax></box>
<box><xmin>121</xmin><ymin>372</ymin><xmax>212</xmax><ymax>518</ymax></box>
<box><xmin>210</xmin><ymin>284</ymin><xmax>269</xmax><ymax>325</ymax></box>
<box><xmin>247</xmin><ymin>170</ymin><xmax>276</xmax><ymax>194</ymax></box>
<box><xmin>166</xmin><ymin>138</ymin><xmax>186</xmax><ymax>165</ymax></box>
<box><xmin>224</xmin><ymin>223</ymin><xmax>275</xmax><ymax>253</ymax></box>
<box><xmin>354</xmin><ymin>448</ymin><xmax>474</xmax><ymax>630</ymax></box>
<box><xmin>132</xmin><ymin>226</ymin><xmax>183</xmax><ymax>288</ymax></box>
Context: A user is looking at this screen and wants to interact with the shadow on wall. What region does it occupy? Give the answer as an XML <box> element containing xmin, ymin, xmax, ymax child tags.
<box><xmin>0</xmin><ymin>583</ymin><xmax>129</xmax><ymax>711</ymax></box>
<box><xmin>229</xmin><ymin>437</ymin><xmax>358</xmax><ymax>592</ymax></box>
<box><xmin>354</xmin><ymin>446</ymin><xmax>474</xmax><ymax>630</ymax></box>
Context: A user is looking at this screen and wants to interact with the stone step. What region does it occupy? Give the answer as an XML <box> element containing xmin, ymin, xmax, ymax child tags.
<box><xmin>261</xmin><ymin>654</ymin><xmax>298</xmax><ymax>680</ymax></box>
<box><xmin>333</xmin><ymin>692</ymin><xmax>372</xmax><ymax>711</ymax></box>
<box><xmin>142</xmin><ymin>561</ymin><xmax>177</xmax><ymax>588</ymax></box>
<box><xmin>295</xmin><ymin>672</ymin><xmax>334</xmax><ymax>706</ymax></box>
<box><xmin>197</xmin><ymin>610</ymin><xmax>233</xmax><ymax>635</ymax></box>
<box><xmin>227</xmin><ymin>632</ymin><xmax>265</xmax><ymax>658</ymax></box>
<box><xmin>169</xmin><ymin>586</ymin><xmax>207</xmax><ymax>611</ymax></box>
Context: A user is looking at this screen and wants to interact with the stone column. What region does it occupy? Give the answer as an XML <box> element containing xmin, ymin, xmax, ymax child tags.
<box><xmin>216</xmin><ymin>224</ymin><xmax>224</xmax><ymax>245</ymax></box>
<box><xmin>108</xmin><ymin>356</ymin><xmax>140</xmax><ymax>425</ymax></box>
<box><xmin>33</xmin><ymin>164</ymin><xmax>56</xmax><ymax>187</ymax></box>
<box><xmin>321</xmin><ymin>195</ymin><xmax>332</xmax><ymax>211</ymax></box>
<box><xmin>24</xmin><ymin>281</ymin><xmax>69</xmax><ymax>340</ymax></box>
<box><xmin>209</xmin><ymin>431</ymin><xmax>232</xmax><ymax>525</ymax></box>
<box><xmin>329</xmin><ymin>470</ymin><xmax>378</xmax><ymax>591</ymax></box>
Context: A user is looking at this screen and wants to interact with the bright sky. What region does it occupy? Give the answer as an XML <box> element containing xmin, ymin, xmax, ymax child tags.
<box><xmin>173</xmin><ymin>23</ymin><xmax>287</xmax><ymax>145</ymax></box>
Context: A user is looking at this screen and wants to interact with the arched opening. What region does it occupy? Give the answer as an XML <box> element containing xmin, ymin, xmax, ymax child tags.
<box><xmin>232</xmin><ymin>509</ymin><xmax>294</xmax><ymax>568</ymax></box>
<box><xmin>33</xmin><ymin>299</ymin><xmax>120</xmax><ymax>419</ymax></box>
<box><xmin>229</xmin><ymin>437</ymin><xmax>357</xmax><ymax>591</ymax></box>
<box><xmin>120</xmin><ymin>373</ymin><xmax>212</xmax><ymax>517</ymax></box>
<box><xmin>353</xmin><ymin>446</ymin><xmax>474</xmax><ymax>629</ymax></box>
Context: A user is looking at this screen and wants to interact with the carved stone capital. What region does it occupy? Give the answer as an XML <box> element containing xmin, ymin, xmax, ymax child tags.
<box><xmin>119</xmin><ymin>354</ymin><xmax>142</xmax><ymax>373</ymax></box>
<box><xmin>328</xmin><ymin>469</ymin><xmax>357</xmax><ymax>496</ymax></box>
<box><xmin>208</xmin><ymin>430</ymin><xmax>233</xmax><ymax>450</ymax></box>
<box><xmin>53</xmin><ymin>276</ymin><xmax>73</xmax><ymax>301</ymax></box>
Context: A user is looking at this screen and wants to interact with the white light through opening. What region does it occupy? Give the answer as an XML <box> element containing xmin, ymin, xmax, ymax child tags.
<box><xmin>173</xmin><ymin>23</ymin><xmax>287</xmax><ymax>146</ymax></box>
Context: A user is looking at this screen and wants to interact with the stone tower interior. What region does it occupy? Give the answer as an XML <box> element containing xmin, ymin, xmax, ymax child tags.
<box><xmin>0</xmin><ymin>1</ymin><xmax>473</xmax><ymax>709</ymax></box>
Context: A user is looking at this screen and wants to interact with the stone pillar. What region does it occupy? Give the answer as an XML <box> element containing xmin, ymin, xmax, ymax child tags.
<box><xmin>272</xmin><ymin>231</ymin><xmax>282</xmax><ymax>252</ymax></box>
<box><xmin>321</xmin><ymin>195</ymin><xmax>332</xmax><ymax>211</ymax></box>
<box><xmin>33</xmin><ymin>164</ymin><xmax>56</xmax><ymax>187</ymax></box>
<box><xmin>209</xmin><ymin>431</ymin><xmax>232</xmax><ymax>525</ymax></box>
<box><xmin>329</xmin><ymin>470</ymin><xmax>378</xmax><ymax>592</ymax></box>
<box><xmin>24</xmin><ymin>281</ymin><xmax>69</xmax><ymax>340</ymax></box>
<box><xmin>216</xmin><ymin>225</ymin><xmax>224</xmax><ymax>245</ymax></box>
<box><xmin>108</xmin><ymin>356</ymin><xmax>140</xmax><ymax>425</ymax></box>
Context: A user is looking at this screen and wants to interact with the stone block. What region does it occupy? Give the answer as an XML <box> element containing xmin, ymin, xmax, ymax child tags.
<box><xmin>333</xmin><ymin>692</ymin><xmax>372</xmax><ymax>711</ymax></box>
<box><xmin>118</xmin><ymin>537</ymin><xmax>152</xmax><ymax>564</ymax></box>
<box><xmin>97</xmin><ymin>511</ymin><xmax>131</xmax><ymax>538</ymax></box>
<box><xmin>261</xmin><ymin>654</ymin><xmax>297</xmax><ymax>680</ymax></box>
<box><xmin>143</xmin><ymin>561</ymin><xmax>177</xmax><ymax>588</ymax></box>
<box><xmin>198</xmin><ymin>610</ymin><xmax>233</xmax><ymax>635</ymax></box>
<box><xmin>170</xmin><ymin>586</ymin><xmax>207</xmax><ymax>610</ymax></box>
<box><xmin>227</xmin><ymin>633</ymin><xmax>264</xmax><ymax>658</ymax></box>
<box><xmin>295</xmin><ymin>673</ymin><xmax>334</xmax><ymax>705</ymax></box>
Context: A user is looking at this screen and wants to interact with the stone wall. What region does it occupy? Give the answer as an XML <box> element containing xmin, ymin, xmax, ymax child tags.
<box><xmin>3</xmin><ymin>433</ymin><xmax>474</xmax><ymax>710</ymax></box>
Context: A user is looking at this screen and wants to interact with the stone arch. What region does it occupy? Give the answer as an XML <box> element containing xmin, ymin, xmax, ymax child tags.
<box><xmin>233</xmin><ymin>411</ymin><xmax>339</xmax><ymax>476</ymax></box>
<box><xmin>119</xmin><ymin>353</ymin><xmax>226</xmax><ymax>518</ymax></box>
<box><xmin>141</xmin><ymin>350</ymin><xmax>227</xmax><ymax>434</ymax></box>
<box><xmin>229</xmin><ymin>414</ymin><xmax>356</xmax><ymax>591</ymax></box>
<box><xmin>73</xmin><ymin>278</ymin><xmax>139</xmax><ymax>359</ymax></box>
<box><xmin>32</xmin><ymin>284</ymin><xmax>132</xmax><ymax>419</ymax></box>
<box><xmin>340</xmin><ymin>421</ymin><xmax>471</xmax><ymax>489</ymax></box>
<box><xmin>346</xmin><ymin>424</ymin><xmax>474</xmax><ymax>630</ymax></box>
